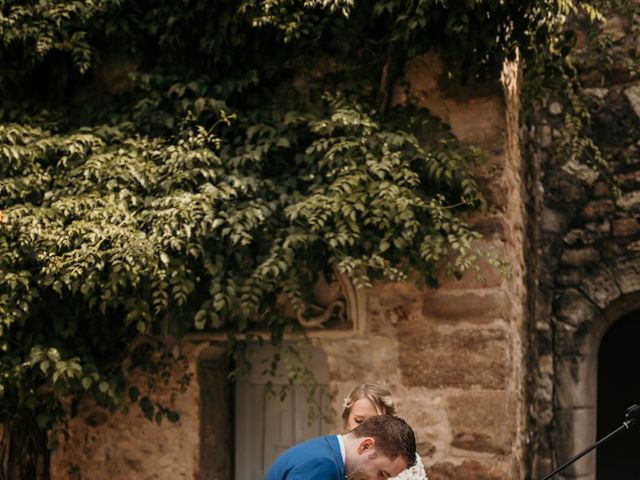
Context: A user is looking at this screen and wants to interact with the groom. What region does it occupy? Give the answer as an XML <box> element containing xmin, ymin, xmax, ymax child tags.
<box><xmin>264</xmin><ymin>415</ymin><xmax>416</xmax><ymax>480</ymax></box>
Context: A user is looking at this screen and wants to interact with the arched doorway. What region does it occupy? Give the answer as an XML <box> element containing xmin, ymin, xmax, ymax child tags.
<box><xmin>597</xmin><ymin>312</ymin><xmax>640</xmax><ymax>478</ymax></box>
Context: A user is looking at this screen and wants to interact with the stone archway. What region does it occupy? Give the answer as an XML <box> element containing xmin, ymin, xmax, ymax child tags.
<box><xmin>550</xmin><ymin>255</ymin><xmax>640</xmax><ymax>479</ymax></box>
<box><xmin>596</xmin><ymin>312</ymin><xmax>640</xmax><ymax>479</ymax></box>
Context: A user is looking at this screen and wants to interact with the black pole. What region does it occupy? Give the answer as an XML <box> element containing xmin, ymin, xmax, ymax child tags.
<box><xmin>541</xmin><ymin>404</ymin><xmax>639</xmax><ymax>480</ymax></box>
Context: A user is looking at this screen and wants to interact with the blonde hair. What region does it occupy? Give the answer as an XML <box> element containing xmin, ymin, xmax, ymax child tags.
<box><xmin>341</xmin><ymin>383</ymin><xmax>397</xmax><ymax>430</ymax></box>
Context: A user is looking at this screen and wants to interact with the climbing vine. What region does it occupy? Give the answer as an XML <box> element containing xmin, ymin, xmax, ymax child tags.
<box><xmin>0</xmin><ymin>0</ymin><xmax>619</xmax><ymax>476</ymax></box>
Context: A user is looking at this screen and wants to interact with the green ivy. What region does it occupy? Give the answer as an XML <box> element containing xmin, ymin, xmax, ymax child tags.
<box><xmin>0</xmin><ymin>0</ymin><xmax>614</xmax><ymax>475</ymax></box>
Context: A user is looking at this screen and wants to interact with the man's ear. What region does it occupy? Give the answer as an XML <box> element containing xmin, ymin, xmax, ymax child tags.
<box><xmin>357</xmin><ymin>437</ymin><xmax>375</xmax><ymax>455</ymax></box>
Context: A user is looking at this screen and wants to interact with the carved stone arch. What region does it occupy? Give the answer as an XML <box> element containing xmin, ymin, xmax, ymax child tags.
<box><xmin>551</xmin><ymin>254</ymin><xmax>640</xmax><ymax>479</ymax></box>
<box><xmin>278</xmin><ymin>269</ymin><xmax>367</xmax><ymax>333</ymax></box>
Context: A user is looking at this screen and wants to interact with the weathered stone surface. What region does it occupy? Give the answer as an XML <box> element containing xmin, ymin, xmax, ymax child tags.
<box><xmin>398</xmin><ymin>327</ymin><xmax>510</xmax><ymax>389</ymax></box>
<box><xmin>579</xmin><ymin>268</ymin><xmax>621</xmax><ymax>309</ymax></box>
<box><xmin>552</xmin><ymin>408</ymin><xmax>597</xmax><ymax>478</ymax></box>
<box><xmin>612</xmin><ymin>217</ymin><xmax>640</xmax><ymax>236</ymax></box>
<box><xmin>602</xmin><ymin>14</ymin><xmax>626</xmax><ymax>40</ymax></box>
<box><xmin>84</xmin><ymin>408</ymin><xmax>110</xmax><ymax>427</ymax></box>
<box><xmin>428</xmin><ymin>460</ymin><xmax>505</xmax><ymax>480</ymax></box>
<box><xmin>447</xmin><ymin>390</ymin><xmax>516</xmax><ymax>455</ymax></box>
<box><xmin>592</xmin><ymin>179</ymin><xmax>613</xmax><ymax>197</ymax></box>
<box><xmin>562</xmin><ymin>228</ymin><xmax>593</xmax><ymax>246</ymax></box>
<box><xmin>581</xmin><ymin>199</ymin><xmax>615</xmax><ymax>219</ymax></box>
<box><xmin>624</xmin><ymin>82</ymin><xmax>640</xmax><ymax>118</ymax></box>
<box><xmin>582</xmin><ymin>88</ymin><xmax>609</xmax><ymax>101</ymax></box>
<box><xmin>585</xmin><ymin>218</ymin><xmax>610</xmax><ymax>233</ymax></box>
<box><xmin>422</xmin><ymin>290</ymin><xmax>508</xmax><ymax>323</ymax></box>
<box><xmin>612</xmin><ymin>256</ymin><xmax>640</xmax><ymax>293</ymax></box>
<box><xmin>539</xmin><ymin>124</ymin><xmax>553</xmax><ymax>147</ymax></box>
<box><xmin>602</xmin><ymin>241</ymin><xmax>629</xmax><ymax>259</ymax></box>
<box><xmin>555</xmin><ymin>355</ymin><xmax>597</xmax><ymax>410</ymax></box>
<box><xmin>555</xmin><ymin>270</ymin><xmax>582</xmax><ymax>287</ymax></box>
<box><xmin>560</xmin><ymin>247</ymin><xmax>600</xmax><ymax>266</ymax></box>
<box><xmin>541</xmin><ymin>207</ymin><xmax>570</xmax><ymax>233</ymax></box>
<box><xmin>561</xmin><ymin>160</ymin><xmax>599</xmax><ymax>186</ymax></box>
<box><xmin>437</xmin><ymin>256</ymin><xmax>504</xmax><ymax>290</ymax></box>
<box><xmin>554</xmin><ymin>322</ymin><xmax>597</xmax><ymax>357</ymax></box>
<box><xmin>393</xmin><ymin>52</ymin><xmax>505</xmax><ymax>148</ymax></box>
<box><xmin>470</xmin><ymin>216</ymin><xmax>510</xmax><ymax>242</ymax></box>
<box><xmin>616</xmin><ymin>190</ymin><xmax>640</xmax><ymax>210</ymax></box>
<box><xmin>321</xmin><ymin>336</ymin><xmax>400</xmax><ymax>383</ymax></box>
<box><xmin>50</xmin><ymin>353</ymin><xmax>201</xmax><ymax>480</ymax></box>
<box><xmin>528</xmin><ymin>10</ymin><xmax>640</xmax><ymax>479</ymax></box>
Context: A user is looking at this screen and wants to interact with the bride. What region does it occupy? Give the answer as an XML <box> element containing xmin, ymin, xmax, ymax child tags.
<box><xmin>341</xmin><ymin>383</ymin><xmax>428</xmax><ymax>480</ymax></box>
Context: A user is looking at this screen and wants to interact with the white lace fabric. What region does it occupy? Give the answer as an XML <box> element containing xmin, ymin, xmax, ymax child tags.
<box><xmin>391</xmin><ymin>453</ymin><xmax>428</xmax><ymax>480</ymax></box>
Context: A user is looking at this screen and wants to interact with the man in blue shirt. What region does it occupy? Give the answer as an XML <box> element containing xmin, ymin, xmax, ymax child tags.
<box><xmin>264</xmin><ymin>415</ymin><xmax>416</xmax><ymax>480</ymax></box>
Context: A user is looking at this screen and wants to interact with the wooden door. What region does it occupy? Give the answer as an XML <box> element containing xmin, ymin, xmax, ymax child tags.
<box><xmin>234</xmin><ymin>345</ymin><xmax>331</xmax><ymax>480</ymax></box>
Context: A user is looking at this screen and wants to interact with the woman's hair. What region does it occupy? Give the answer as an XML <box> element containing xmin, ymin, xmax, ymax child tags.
<box><xmin>341</xmin><ymin>383</ymin><xmax>397</xmax><ymax>429</ymax></box>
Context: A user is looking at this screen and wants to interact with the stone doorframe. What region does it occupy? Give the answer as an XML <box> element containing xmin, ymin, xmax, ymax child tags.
<box><xmin>550</xmin><ymin>254</ymin><xmax>640</xmax><ymax>479</ymax></box>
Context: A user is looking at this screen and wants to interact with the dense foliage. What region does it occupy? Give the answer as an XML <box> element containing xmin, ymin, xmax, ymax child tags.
<box><xmin>0</xmin><ymin>0</ymin><xmax>616</xmax><ymax>476</ymax></box>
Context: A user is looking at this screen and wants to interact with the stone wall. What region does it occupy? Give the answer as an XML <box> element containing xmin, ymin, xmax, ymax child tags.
<box><xmin>50</xmin><ymin>56</ymin><xmax>528</xmax><ymax>480</ymax></box>
<box><xmin>525</xmin><ymin>6</ymin><xmax>640</xmax><ymax>479</ymax></box>
<box><xmin>50</xmin><ymin>344</ymin><xmax>203</xmax><ymax>480</ymax></box>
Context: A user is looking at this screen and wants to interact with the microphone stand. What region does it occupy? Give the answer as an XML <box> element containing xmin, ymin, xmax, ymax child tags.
<box><xmin>542</xmin><ymin>404</ymin><xmax>639</xmax><ymax>480</ymax></box>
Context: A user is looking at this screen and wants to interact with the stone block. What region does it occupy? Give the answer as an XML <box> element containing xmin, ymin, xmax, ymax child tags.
<box><xmin>554</xmin><ymin>322</ymin><xmax>597</xmax><ymax>357</ymax></box>
<box><xmin>602</xmin><ymin>15</ymin><xmax>627</xmax><ymax>41</ymax></box>
<box><xmin>624</xmin><ymin>82</ymin><xmax>640</xmax><ymax>118</ymax></box>
<box><xmin>447</xmin><ymin>390</ymin><xmax>516</xmax><ymax>455</ymax></box>
<box><xmin>592</xmin><ymin>179</ymin><xmax>613</xmax><ymax>198</ymax></box>
<box><xmin>612</xmin><ymin>217</ymin><xmax>640</xmax><ymax>236</ymax></box>
<box><xmin>562</xmin><ymin>160</ymin><xmax>599</xmax><ymax>186</ymax></box>
<box><xmin>562</xmin><ymin>229</ymin><xmax>594</xmax><ymax>246</ymax></box>
<box><xmin>542</xmin><ymin>207</ymin><xmax>570</xmax><ymax>233</ymax></box>
<box><xmin>581</xmin><ymin>200</ymin><xmax>615</xmax><ymax>220</ymax></box>
<box><xmin>398</xmin><ymin>327</ymin><xmax>510</xmax><ymax>389</ymax></box>
<box><xmin>321</xmin><ymin>337</ymin><xmax>400</xmax><ymax>383</ymax></box>
<box><xmin>437</xmin><ymin>261</ymin><xmax>504</xmax><ymax>290</ymax></box>
<box><xmin>555</xmin><ymin>355</ymin><xmax>597</xmax><ymax>410</ymax></box>
<box><xmin>579</xmin><ymin>268</ymin><xmax>621</xmax><ymax>310</ymax></box>
<box><xmin>612</xmin><ymin>256</ymin><xmax>640</xmax><ymax>294</ymax></box>
<box><xmin>552</xmin><ymin>408</ymin><xmax>597</xmax><ymax>478</ymax></box>
<box><xmin>556</xmin><ymin>270</ymin><xmax>582</xmax><ymax>287</ymax></box>
<box><xmin>553</xmin><ymin>289</ymin><xmax>602</xmax><ymax>328</ymax></box>
<box><xmin>560</xmin><ymin>247</ymin><xmax>600</xmax><ymax>267</ymax></box>
<box><xmin>421</xmin><ymin>290</ymin><xmax>509</xmax><ymax>324</ymax></box>
<box><xmin>585</xmin><ymin>219</ymin><xmax>610</xmax><ymax>233</ymax></box>
<box><xmin>470</xmin><ymin>216</ymin><xmax>510</xmax><ymax>243</ymax></box>
<box><xmin>616</xmin><ymin>191</ymin><xmax>640</xmax><ymax>210</ymax></box>
<box><xmin>428</xmin><ymin>460</ymin><xmax>505</xmax><ymax>480</ymax></box>
<box><xmin>51</xmin><ymin>352</ymin><xmax>202</xmax><ymax>480</ymax></box>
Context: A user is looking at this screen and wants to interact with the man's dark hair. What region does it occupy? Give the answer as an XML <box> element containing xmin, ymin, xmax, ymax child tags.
<box><xmin>350</xmin><ymin>415</ymin><xmax>417</xmax><ymax>468</ymax></box>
